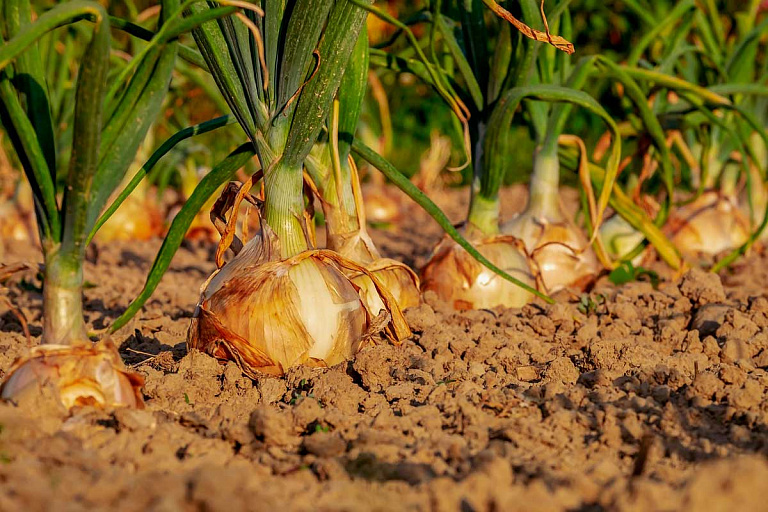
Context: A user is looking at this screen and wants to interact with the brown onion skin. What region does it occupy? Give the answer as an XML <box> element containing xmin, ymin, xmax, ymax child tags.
<box><xmin>503</xmin><ymin>215</ymin><xmax>599</xmax><ymax>294</ymax></box>
<box><xmin>0</xmin><ymin>342</ymin><xmax>144</xmax><ymax>410</ymax></box>
<box><xmin>421</xmin><ymin>235</ymin><xmax>534</xmax><ymax>311</ymax></box>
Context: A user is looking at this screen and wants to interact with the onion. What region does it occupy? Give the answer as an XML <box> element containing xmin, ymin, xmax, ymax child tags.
<box><xmin>503</xmin><ymin>212</ymin><xmax>599</xmax><ymax>293</ymax></box>
<box><xmin>501</xmin><ymin>151</ymin><xmax>599</xmax><ymax>293</ymax></box>
<box><xmin>362</xmin><ymin>183</ymin><xmax>402</xmax><ymax>224</ymax></box>
<box><xmin>321</xmin><ymin>156</ymin><xmax>421</xmax><ymax>315</ymax></box>
<box><xmin>0</xmin><ymin>202</ymin><xmax>33</xmax><ymax>244</ymax></box>
<box><xmin>0</xmin><ymin>183</ymin><xmax>36</xmax><ymax>257</ymax></box>
<box><xmin>0</xmin><ymin>341</ymin><xmax>144</xmax><ymax>410</ymax></box>
<box><xmin>421</xmin><ymin>232</ymin><xmax>534</xmax><ymax>310</ymax></box>
<box><xmin>599</xmin><ymin>214</ymin><xmax>646</xmax><ymax>264</ymax></box>
<box><xmin>667</xmin><ymin>191</ymin><xmax>750</xmax><ymax>256</ymax></box>
<box><xmin>329</xmin><ymin>226</ymin><xmax>420</xmax><ymax>315</ymax></box>
<box><xmin>188</xmin><ymin>226</ymin><xmax>409</xmax><ymax>377</ymax></box>
<box><xmin>94</xmin><ymin>194</ymin><xmax>163</xmax><ymax>243</ymax></box>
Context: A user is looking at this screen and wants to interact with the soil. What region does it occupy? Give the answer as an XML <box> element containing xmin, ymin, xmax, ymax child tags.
<box><xmin>2</xmin><ymin>185</ymin><xmax>768</xmax><ymax>511</ymax></box>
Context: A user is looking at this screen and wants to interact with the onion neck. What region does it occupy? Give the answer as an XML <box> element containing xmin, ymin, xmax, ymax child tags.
<box><xmin>720</xmin><ymin>162</ymin><xmax>739</xmax><ymax>198</ymax></box>
<box><xmin>42</xmin><ymin>245</ymin><xmax>87</xmax><ymax>345</ymax></box>
<box><xmin>467</xmin><ymin>121</ymin><xmax>501</xmax><ymax>237</ymax></box>
<box><xmin>703</xmin><ymin>140</ymin><xmax>723</xmax><ymax>190</ymax></box>
<box><xmin>264</xmin><ymin>160</ymin><xmax>309</xmax><ymax>258</ymax></box>
<box><xmin>525</xmin><ymin>146</ymin><xmax>562</xmax><ymax>221</ymax></box>
<box><xmin>323</xmin><ymin>158</ymin><xmax>361</xmax><ymax>247</ymax></box>
<box><xmin>467</xmin><ymin>191</ymin><xmax>500</xmax><ymax>236</ymax></box>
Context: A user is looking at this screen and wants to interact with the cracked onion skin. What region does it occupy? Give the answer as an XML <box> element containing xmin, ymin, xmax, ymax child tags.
<box><xmin>188</xmin><ymin>228</ymin><xmax>408</xmax><ymax>377</ymax></box>
<box><xmin>420</xmin><ymin>233</ymin><xmax>534</xmax><ymax>310</ymax></box>
<box><xmin>0</xmin><ymin>341</ymin><xmax>144</xmax><ymax>410</ymax></box>
<box><xmin>503</xmin><ymin>214</ymin><xmax>599</xmax><ymax>294</ymax></box>
<box><xmin>667</xmin><ymin>191</ymin><xmax>750</xmax><ymax>257</ymax></box>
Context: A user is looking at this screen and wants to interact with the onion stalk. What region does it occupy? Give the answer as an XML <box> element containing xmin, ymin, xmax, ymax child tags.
<box><xmin>358</xmin><ymin>70</ymin><xmax>402</xmax><ymax>225</ymax></box>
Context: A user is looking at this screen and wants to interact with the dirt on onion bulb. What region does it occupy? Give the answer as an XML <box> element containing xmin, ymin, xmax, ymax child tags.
<box><xmin>188</xmin><ymin>224</ymin><xmax>409</xmax><ymax>377</ymax></box>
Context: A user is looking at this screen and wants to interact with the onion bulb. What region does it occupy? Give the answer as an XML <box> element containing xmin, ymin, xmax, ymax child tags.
<box><xmin>329</xmin><ymin>226</ymin><xmax>420</xmax><ymax>315</ymax></box>
<box><xmin>0</xmin><ymin>202</ymin><xmax>34</xmax><ymax>244</ymax></box>
<box><xmin>95</xmin><ymin>194</ymin><xmax>163</xmax><ymax>243</ymax></box>
<box><xmin>501</xmin><ymin>150</ymin><xmax>599</xmax><ymax>293</ymax></box>
<box><xmin>666</xmin><ymin>191</ymin><xmax>750</xmax><ymax>257</ymax></box>
<box><xmin>0</xmin><ymin>183</ymin><xmax>36</xmax><ymax>257</ymax></box>
<box><xmin>188</xmin><ymin>226</ymin><xmax>409</xmax><ymax>377</ymax></box>
<box><xmin>0</xmin><ymin>341</ymin><xmax>144</xmax><ymax>410</ymax></box>
<box><xmin>599</xmin><ymin>214</ymin><xmax>646</xmax><ymax>264</ymax></box>
<box><xmin>502</xmin><ymin>212</ymin><xmax>599</xmax><ymax>294</ymax></box>
<box><xmin>362</xmin><ymin>183</ymin><xmax>402</xmax><ymax>225</ymax></box>
<box><xmin>323</xmin><ymin>157</ymin><xmax>421</xmax><ymax>315</ymax></box>
<box><xmin>421</xmin><ymin>231</ymin><xmax>534</xmax><ymax>310</ymax></box>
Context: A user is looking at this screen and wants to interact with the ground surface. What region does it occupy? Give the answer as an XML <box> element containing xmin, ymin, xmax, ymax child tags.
<box><xmin>1</xmin><ymin>186</ymin><xmax>768</xmax><ymax>511</ymax></box>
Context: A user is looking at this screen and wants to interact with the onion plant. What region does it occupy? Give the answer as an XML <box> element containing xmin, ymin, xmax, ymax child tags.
<box><xmin>304</xmin><ymin>30</ymin><xmax>421</xmax><ymax>315</ymax></box>
<box><xmin>495</xmin><ymin>6</ymin><xmax>623</xmax><ymax>294</ymax></box>
<box><xmin>0</xmin><ymin>0</ymin><xmax>232</xmax><ymax>409</ymax></box>
<box><xmin>593</xmin><ymin>1</ymin><xmax>768</xmax><ymax>268</ymax></box>
<box><xmin>169</xmin><ymin>0</ymin><xmax>420</xmax><ymax>376</ymax></box>
<box><xmin>153</xmin><ymin>0</ymin><xmax>556</xmax><ymax>374</ymax></box>
<box><xmin>364</xmin><ymin>0</ymin><xmax>622</xmax><ymax>306</ymax></box>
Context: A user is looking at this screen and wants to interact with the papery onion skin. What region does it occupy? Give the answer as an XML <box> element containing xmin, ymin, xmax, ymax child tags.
<box><xmin>351</xmin><ymin>258</ymin><xmax>421</xmax><ymax>316</ymax></box>
<box><xmin>667</xmin><ymin>191</ymin><xmax>750</xmax><ymax>257</ymax></box>
<box><xmin>503</xmin><ymin>215</ymin><xmax>599</xmax><ymax>294</ymax></box>
<box><xmin>0</xmin><ymin>342</ymin><xmax>144</xmax><ymax>410</ymax></box>
<box><xmin>330</xmin><ymin>231</ymin><xmax>421</xmax><ymax>314</ymax></box>
<box><xmin>188</xmin><ymin>236</ymin><xmax>370</xmax><ymax>377</ymax></box>
<box><xmin>421</xmin><ymin>235</ymin><xmax>534</xmax><ymax>310</ymax></box>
